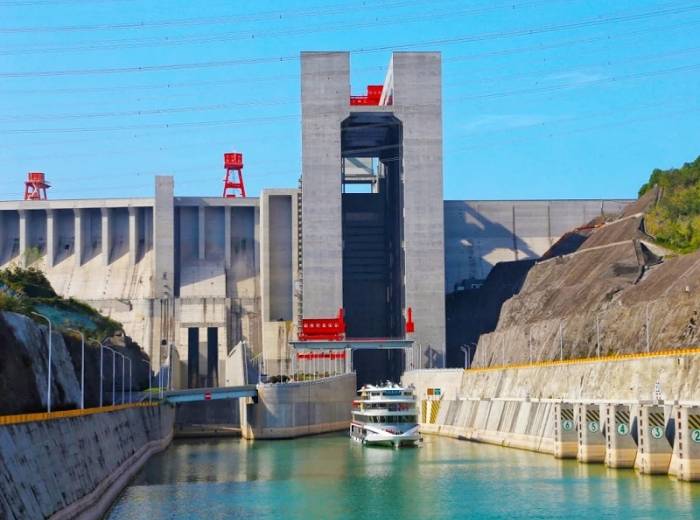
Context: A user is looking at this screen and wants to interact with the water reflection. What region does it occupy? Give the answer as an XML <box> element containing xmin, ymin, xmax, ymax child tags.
<box><xmin>109</xmin><ymin>435</ymin><xmax>700</xmax><ymax>520</ymax></box>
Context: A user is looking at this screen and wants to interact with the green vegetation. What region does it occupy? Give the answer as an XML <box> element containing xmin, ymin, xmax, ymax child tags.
<box><xmin>0</xmin><ymin>266</ymin><xmax>123</xmax><ymax>340</ymax></box>
<box><xmin>0</xmin><ymin>265</ymin><xmax>56</xmax><ymax>298</ymax></box>
<box><xmin>639</xmin><ymin>156</ymin><xmax>700</xmax><ymax>253</ymax></box>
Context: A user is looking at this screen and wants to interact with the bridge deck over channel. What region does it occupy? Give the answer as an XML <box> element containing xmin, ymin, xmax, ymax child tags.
<box><xmin>164</xmin><ymin>385</ymin><xmax>257</xmax><ymax>403</ymax></box>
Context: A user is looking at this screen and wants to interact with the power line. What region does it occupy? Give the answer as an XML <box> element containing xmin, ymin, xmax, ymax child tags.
<box><xmin>2</xmin><ymin>58</ymin><xmax>699</xmax><ymax>133</ymax></box>
<box><xmin>0</xmin><ymin>0</ymin><xmax>442</xmax><ymax>32</ymax></box>
<box><xmin>3</xmin><ymin>16</ymin><xmax>698</xmax><ymax>98</ymax></box>
<box><xmin>0</xmin><ymin>0</ymin><xmax>568</xmax><ymax>55</ymax></box>
<box><xmin>0</xmin><ymin>0</ymin><xmax>134</xmax><ymax>6</ymax></box>
<box><xmin>4</xmin><ymin>44</ymin><xmax>700</xmax><ymax>122</ymax></box>
<box><xmin>448</xmin><ymin>104</ymin><xmax>700</xmax><ymax>153</ymax></box>
<box><xmin>2</xmin><ymin>2</ymin><xmax>697</xmax><ymax>78</ymax></box>
<box><xmin>3</xmin><ymin>99</ymin><xmax>697</xmax><ymax>199</ymax></box>
<box><xmin>451</xmin><ymin>62</ymin><xmax>700</xmax><ymax>102</ymax></box>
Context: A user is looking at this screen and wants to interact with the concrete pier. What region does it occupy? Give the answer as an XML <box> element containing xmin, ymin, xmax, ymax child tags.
<box><xmin>576</xmin><ymin>403</ymin><xmax>605</xmax><ymax>463</ymax></box>
<box><xmin>240</xmin><ymin>373</ymin><xmax>356</xmax><ymax>439</ymax></box>
<box><xmin>673</xmin><ymin>405</ymin><xmax>700</xmax><ymax>481</ymax></box>
<box><xmin>636</xmin><ymin>404</ymin><xmax>673</xmax><ymax>474</ymax></box>
<box><xmin>553</xmin><ymin>402</ymin><xmax>577</xmax><ymax>459</ymax></box>
<box><xmin>602</xmin><ymin>403</ymin><xmax>636</xmax><ymax>468</ymax></box>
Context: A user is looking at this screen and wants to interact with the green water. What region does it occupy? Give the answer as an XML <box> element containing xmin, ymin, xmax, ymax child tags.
<box><xmin>108</xmin><ymin>434</ymin><xmax>700</xmax><ymax>519</ymax></box>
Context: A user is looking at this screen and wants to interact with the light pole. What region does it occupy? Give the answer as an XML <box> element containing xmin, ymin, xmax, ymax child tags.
<box><xmin>141</xmin><ymin>358</ymin><xmax>152</xmax><ymax>404</ymax></box>
<box><xmin>128</xmin><ymin>357</ymin><xmax>132</xmax><ymax>404</ymax></box>
<box><xmin>460</xmin><ymin>345</ymin><xmax>468</xmax><ymax>369</ymax></box>
<box><xmin>158</xmin><ymin>339</ymin><xmax>166</xmax><ymax>400</ymax></box>
<box><xmin>103</xmin><ymin>346</ymin><xmax>122</xmax><ymax>405</ymax></box>
<box><xmin>528</xmin><ymin>328</ymin><xmax>533</xmax><ymax>364</ymax></box>
<box><xmin>645</xmin><ymin>302</ymin><xmax>652</xmax><ymax>353</ymax></box>
<box><xmin>121</xmin><ymin>352</ymin><xmax>125</xmax><ymax>404</ymax></box>
<box><xmin>31</xmin><ymin>312</ymin><xmax>52</xmax><ymax>413</ymax></box>
<box><xmin>559</xmin><ymin>320</ymin><xmax>564</xmax><ymax>361</ymax></box>
<box><xmin>67</xmin><ymin>329</ymin><xmax>85</xmax><ymax>409</ymax></box>
<box><xmin>94</xmin><ymin>338</ymin><xmax>111</xmax><ymax>407</ymax></box>
<box><xmin>596</xmin><ymin>313</ymin><xmax>602</xmax><ymax>358</ymax></box>
<box><xmin>167</xmin><ymin>343</ymin><xmax>174</xmax><ymax>391</ymax></box>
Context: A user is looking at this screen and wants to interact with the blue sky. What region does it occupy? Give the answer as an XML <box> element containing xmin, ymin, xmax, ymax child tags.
<box><xmin>0</xmin><ymin>0</ymin><xmax>699</xmax><ymax>201</ymax></box>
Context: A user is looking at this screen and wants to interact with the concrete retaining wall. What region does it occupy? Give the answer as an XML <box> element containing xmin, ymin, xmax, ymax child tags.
<box><xmin>403</xmin><ymin>353</ymin><xmax>700</xmax><ymax>480</ymax></box>
<box><xmin>406</xmin><ymin>354</ymin><xmax>700</xmax><ymax>402</ymax></box>
<box><xmin>241</xmin><ymin>373</ymin><xmax>356</xmax><ymax>439</ymax></box>
<box><xmin>421</xmin><ymin>398</ymin><xmax>555</xmax><ymax>454</ymax></box>
<box><xmin>0</xmin><ymin>404</ymin><xmax>174</xmax><ymax>520</ymax></box>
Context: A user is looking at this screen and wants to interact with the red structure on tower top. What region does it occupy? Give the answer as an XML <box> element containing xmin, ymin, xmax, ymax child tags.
<box><xmin>350</xmin><ymin>85</ymin><xmax>383</xmax><ymax>106</ymax></box>
<box><xmin>222</xmin><ymin>152</ymin><xmax>246</xmax><ymax>198</ymax></box>
<box><xmin>24</xmin><ymin>172</ymin><xmax>50</xmax><ymax>200</ymax></box>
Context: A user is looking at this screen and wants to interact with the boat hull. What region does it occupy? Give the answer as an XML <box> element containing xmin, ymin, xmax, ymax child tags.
<box><xmin>350</xmin><ymin>424</ymin><xmax>421</xmax><ymax>448</ymax></box>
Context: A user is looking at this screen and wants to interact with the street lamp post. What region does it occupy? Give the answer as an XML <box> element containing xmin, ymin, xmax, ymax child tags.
<box><xmin>167</xmin><ymin>343</ymin><xmax>174</xmax><ymax>391</ymax></box>
<box><xmin>103</xmin><ymin>346</ymin><xmax>122</xmax><ymax>405</ymax></box>
<box><xmin>121</xmin><ymin>353</ymin><xmax>125</xmax><ymax>404</ymax></box>
<box><xmin>645</xmin><ymin>302</ymin><xmax>652</xmax><ymax>353</ymax></box>
<box><xmin>128</xmin><ymin>357</ymin><xmax>132</xmax><ymax>404</ymax></box>
<box><xmin>501</xmin><ymin>336</ymin><xmax>505</xmax><ymax>366</ymax></box>
<box><xmin>67</xmin><ymin>329</ymin><xmax>85</xmax><ymax>409</ymax></box>
<box><xmin>98</xmin><ymin>341</ymin><xmax>103</xmax><ymax>406</ymax></box>
<box><xmin>596</xmin><ymin>313</ymin><xmax>602</xmax><ymax>358</ymax></box>
<box><xmin>460</xmin><ymin>345</ymin><xmax>468</xmax><ymax>369</ymax></box>
<box><xmin>559</xmin><ymin>320</ymin><xmax>564</xmax><ymax>361</ymax></box>
<box><xmin>108</xmin><ymin>347</ymin><xmax>116</xmax><ymax>405</ymax></box>
<box><xmin>31</xmin><ymin>312</ymin><xmax>52</xmax><ymax>413</ymax></box>
<box><xmin>141</xmin><ymin>358</ymin><xmax>152</xmax><ymax>404</ymax></box>
<box><xmin>94</xmin><ymin>338</ymin><xmax>112</xmax><ymax>407</ymax></box>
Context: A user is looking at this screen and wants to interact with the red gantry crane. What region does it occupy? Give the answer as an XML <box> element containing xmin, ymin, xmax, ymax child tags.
<box><xmin>222</xmin><ymin>152</ymin><xmax>246</xmax><ymax>198</ymax></box>
<box><xmin>24</xmin><ymin>172</ymin><xmax>50</xmax><ymax>200</ymax></box>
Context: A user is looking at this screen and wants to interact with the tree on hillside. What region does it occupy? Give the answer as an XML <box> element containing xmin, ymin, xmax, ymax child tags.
<box><xmin>640</xmin><ymin>156</ymin><xmax>700</xmax><ymax>253</ymax></box>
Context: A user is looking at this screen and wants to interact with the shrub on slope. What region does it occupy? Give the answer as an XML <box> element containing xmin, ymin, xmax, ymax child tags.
<box><xmin>639</xmin><ymin>156</ymin><xmax>700</xmax><ymax>253</ymax></box>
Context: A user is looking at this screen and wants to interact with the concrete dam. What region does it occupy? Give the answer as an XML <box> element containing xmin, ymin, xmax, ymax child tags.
<box><xmin>2</xmin><ymin>47</ymin><xmax>698</xmax><ymax>520</ymax></box>
<box><xmin>0</xmin><ymin>189</ymin><xmax>629</xmax><ymax>389</ymax></box>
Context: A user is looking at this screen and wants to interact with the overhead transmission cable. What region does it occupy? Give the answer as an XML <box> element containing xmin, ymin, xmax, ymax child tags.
<box><xmin>0</xmin><ymin>0</ymin><xmax>450</xmax><ymax>32</ymax></box>
<box><xmin>4</xmin><ymin>43</ymin><xmax>700</xmax><ymax>122</ymax></box>
<box><xmin>0</xmin><ymin>0</ymin><xmax>570</xmax><ymax>55</ymax></box>
<box><xmin>2</xmin><ymin>2</ymin><xmax>699</xmax><ymax>78</ymax></box>
<box><xmin>2</xmin><ymin>59</ymin><xmax>699</xmax><ymax>134</ymax></box>
<box><xmin>3</xmin><ymin>16</ymin><xmax>699</xmax><ymax>97</ymax></box>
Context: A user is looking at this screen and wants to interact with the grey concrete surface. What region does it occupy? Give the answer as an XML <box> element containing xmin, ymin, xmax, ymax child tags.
<box><xmin>444</xmin><ymin>199</ymin><xmax>632</xmax><ymax>292</ymax></box>
<box><xmin>300</xmin><ymin>52</ymin><xmax>347</xmax><ymax>317</ymax></box>
<box><xmin>241</xmin><ymin>373</ymin><xmax>356</xmax><ymax>439</ymax></box>
<box><xmin>403</xmin><ymin>354</ymin><xmax>700</xmax><ymax>480</ymax></box>
<box><xmin>0</xmin><ymin>404</ymin><xmax>174</xmax><ymax>520</ymax></box>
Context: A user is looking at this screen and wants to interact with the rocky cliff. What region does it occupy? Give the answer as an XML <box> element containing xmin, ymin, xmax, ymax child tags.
<box><xmin>474</xmin><ymin>187</ymin><xmax>700</xmax><ymax>366</ymax></box>
<box><xmin>0</xmin><ymin>311</ymin><xmax>150</xmax><ymax>414</ymax></box>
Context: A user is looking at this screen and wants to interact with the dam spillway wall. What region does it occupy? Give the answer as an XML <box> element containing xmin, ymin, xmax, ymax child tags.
<box><xmin>0</xmin><ymin>403</ymin><xmax>175</xmax><ymax>520</ymax></box>
<box><xmin>0</xmin><ymin>188</ymin><xmax>631</xmax><ymax>384</ymax></box>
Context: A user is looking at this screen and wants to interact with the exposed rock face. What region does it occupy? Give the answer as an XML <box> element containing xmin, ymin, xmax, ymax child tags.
<box><xmin>473</xmin><ymin>189</ymin><xmax>700</xmax><ymax>367</ymax></box>
<box><xmin>0</xmin><ymin>312</ymin><xmax>81</xmax><ymax>413</ymax></box>
<box><xmin>0</xmin><ymin>312</ymin><xmax>151</xmax><ymax>413</ymax></box>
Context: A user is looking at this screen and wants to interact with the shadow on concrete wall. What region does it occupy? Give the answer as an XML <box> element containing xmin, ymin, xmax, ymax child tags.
<box><xmin>445</xmin><ymin>202</ymin><xmax>539</xmax><ymax>293</ymax></box>
<box><xmin>445</xmin><ymin>258</ymin><xmax>536</xmax><ymax>368</ymax></box>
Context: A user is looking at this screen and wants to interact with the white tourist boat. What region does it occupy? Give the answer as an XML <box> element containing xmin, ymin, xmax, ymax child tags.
<box><xmin>350</xmin><ymin>383</ymin><xmax>421</xmax><ymax>448</ymax></box>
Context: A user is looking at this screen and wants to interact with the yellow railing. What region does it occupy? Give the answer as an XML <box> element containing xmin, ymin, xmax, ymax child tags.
<box><xmin>0</xmin><ymin>401</ymin><xmax>162</xmax><ymax>426</ymax></box>
<box><xmin>467</xmin><ymin>346</ymin><xmax>700</xmax><ymax>373</ymax></box>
